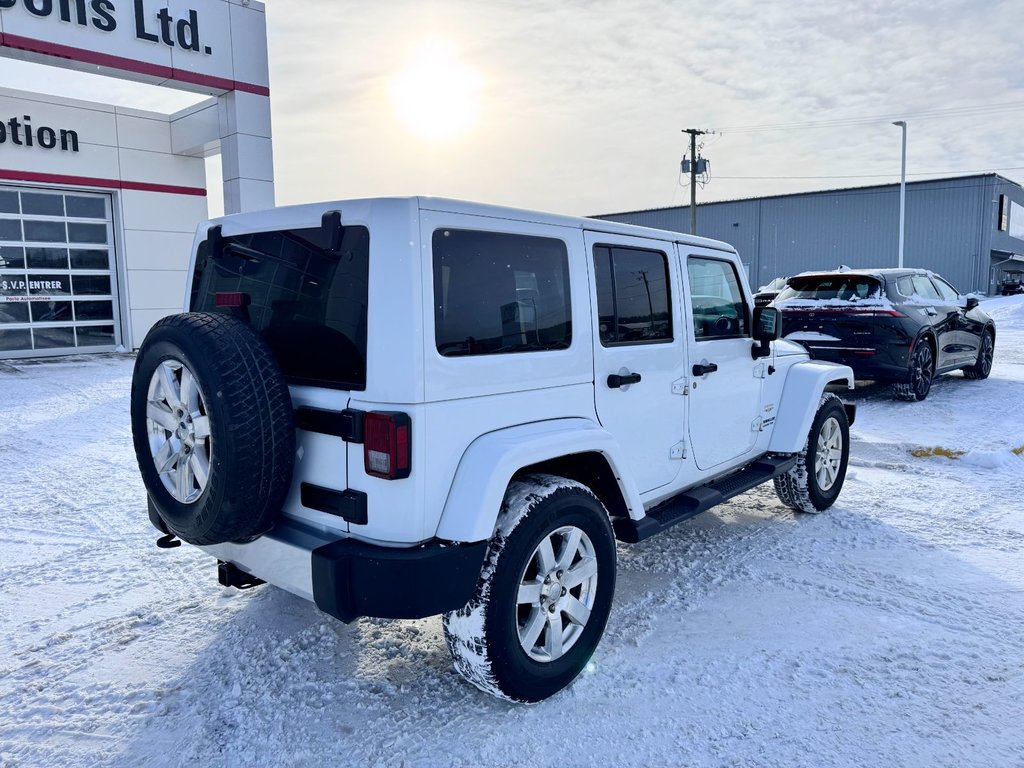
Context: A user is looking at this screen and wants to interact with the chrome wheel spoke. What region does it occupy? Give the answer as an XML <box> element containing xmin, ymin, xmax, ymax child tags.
<box><xmin>147</xmin><ymin>402</ymin><xmax>178</xmax><ymax>432</ymax></box>
<box><xmin>179</xmin><ymin>367</ymin><xmax>197</xmax><ymax>412</ymax></box>
<box><xmin>518</xmin><ymin>581</ymin><xmax>542</xmax><ymax>605</ymax></box>
<box><xmin>154</xmin><ymin>439</ymin><xmax>177</xmax><ymax>473</ymax></box>
<box><xmin>558</xmin><ymin>528</ymin><xmax>583</xmax><ymax>570</ymax></box>
<box><xmin>157</xmin><ymin>363</ymin><xmax>181</xmax><ymax>408</ymax></box>
<box><xmin>192</xmin><ymin>416</ymin><xmax>211</xmax><ymax>439</ymax></box>
<box><xmin>535</xmin><ymin>536</ymin><xmax>557</xmax><ymax>573</ymax></box>
<box><xmin>520</xmin><ymin>609</ymin><xmax>546</xmax><ymax>652</ymax></box>
<box><xmin>563</xmin><ymin>557</ymin><xmax>597</xmax><ymax>589</ymax></box>
<box><xmin>562</xmin><ymin>595</ymin><xmax>591</xmax><ymax>626</ymax></box>
<box><xmin>544</xmin><ymin>613</ymin><xmax>564</xmax><ymax>659</ymax></box>
<box><xmin>190</xmin><ymin>452</ymin><xmax>210</xmax><ymax>489</ymax></box>
<box><xmin>176</xmin><ymin>458</ymin><xmax>193</xmax><ymax>499</ymax></box>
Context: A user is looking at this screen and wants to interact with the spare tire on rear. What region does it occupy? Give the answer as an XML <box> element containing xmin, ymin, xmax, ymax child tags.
<box><xmin>130</xmin><ymin>312</ymin><xmax>295</xmax><ymax>545</ymax></box>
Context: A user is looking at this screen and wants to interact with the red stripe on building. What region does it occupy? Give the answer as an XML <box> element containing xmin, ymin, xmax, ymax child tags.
<box><xmin>0</xmin><ymin>168</ymin><xmax>207</xmax><ymax>197</ymax></box>
<box><xmin>0</xmin><ymin>33</ymin><xmax>270</xmax><ymax>97</ymax></box>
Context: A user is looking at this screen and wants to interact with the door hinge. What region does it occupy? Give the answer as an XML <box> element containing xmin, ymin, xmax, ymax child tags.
<box><xmin>751</xmin><ymin>417</ymin><xmax>763</xmax><ymax>432</ymax></box>
<box><xmin>753</xmin><ymin>363</ymin><xmax>767</xmax><ymax>379</ymax></box>
<box><xmin>671</xmin><ymin>378</ymin><xmax>690</xmax><ymax>395</ymax></box>
<box><xmin>670</xmin><ymin>441</ymin><xmax>688</xmax><ymax>460</ymax></box>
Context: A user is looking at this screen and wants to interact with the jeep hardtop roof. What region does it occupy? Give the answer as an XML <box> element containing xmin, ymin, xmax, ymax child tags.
<box><xmin>200</xmin><ymin>196</ymin><xmax>738</xmax><ymax>255</ymax></box>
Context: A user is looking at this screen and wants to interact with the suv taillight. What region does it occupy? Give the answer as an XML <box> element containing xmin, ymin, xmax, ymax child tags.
<box><xmin>363</xmin><ymin>412</ymin><xmax>411</xmax><ymax>480</ymax></box>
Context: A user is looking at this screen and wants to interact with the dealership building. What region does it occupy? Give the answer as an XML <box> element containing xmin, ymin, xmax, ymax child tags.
<box><xmin>0</xmin><ymin>0</ymin><xmax>273</xmax><ymax>360</ymax></box>
<box><xmin>599</xmin><ymin>174</ymin><xmax>1024</xmax><ymax>296</ymax></box>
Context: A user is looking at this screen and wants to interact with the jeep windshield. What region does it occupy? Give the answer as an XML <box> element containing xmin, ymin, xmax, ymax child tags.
<box><xmin>189</xmin><ymin>225</ymin><xmax>370</xmax><ymax>390</ymax></box>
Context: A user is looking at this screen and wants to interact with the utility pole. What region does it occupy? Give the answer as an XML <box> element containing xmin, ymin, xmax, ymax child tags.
<box><xmin>893</xmin><ymin>121</ymin><xmax>907</xmax><ymax>268</ymax></box>
<box><xmin>682</xmin><ymin>128</ymin><xmax>709</xmax><ymax>235</ymax></box>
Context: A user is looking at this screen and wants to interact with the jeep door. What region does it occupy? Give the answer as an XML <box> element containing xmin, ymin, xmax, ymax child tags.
<box><xmin>585</xmin><ymin>231</ymin><xmax>685</xmax><ymax>494</ymax></box>
<box><xmin>682</xmin><ymin>251</ymin><xmax>763</xmax><ymax>471</ymax></box>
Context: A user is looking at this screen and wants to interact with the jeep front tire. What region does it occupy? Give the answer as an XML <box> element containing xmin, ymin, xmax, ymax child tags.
<box><xmin>774</xmin><ymin>393</ymin><xmax>850</xmax><ymax>514</ymax></box>
<box><xmin>442</xmin><ymin>474</ymin><xmax>616</xmax><ymax>702</ymax></box>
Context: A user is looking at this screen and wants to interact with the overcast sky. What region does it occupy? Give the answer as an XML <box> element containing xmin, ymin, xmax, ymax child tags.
<box><xmin>3</xmin><ymin>0</ymin><xmax>1024</xmax><ymax>218</ymax></box>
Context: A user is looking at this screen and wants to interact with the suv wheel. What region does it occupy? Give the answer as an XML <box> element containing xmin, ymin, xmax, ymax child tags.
<box><xmin>774</xmin><ymin>393</ymin><xmax>850</xmax><ymax>514</ymax></box>
<box><xmin>442</xmin><ymin>474</ymin><xmax>616</xmax><ymax>702</ymax></box>
<box><xmin>962</xmin><ymin>329</ymin><xmax>994</xmax><ymax>380</ymax></box>
<box><xmin>130</xmin><ymin>312</ymin><xmax>295</xmax><ymax>545</ymax></box>
<box><xmin>892</xmin><ymin>340</ymin><xmax>934</xmax><ymax>401</ymax></box>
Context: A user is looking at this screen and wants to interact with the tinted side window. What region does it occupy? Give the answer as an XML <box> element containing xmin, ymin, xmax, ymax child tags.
<box><xmin>687</xmin><ymin>257</ymin><xmax>749</xmax><ymax>340</ymax></box>
<box><xmin>191</xmin><ymin>225</ymin><xmax>370</xmax><ymax>390</ymax></box>
<box><xmin>593</xmin><ymin>245</ymin><xmax>672</xmax><ymax>345</ymax></box>
<box><xmin>433</xmin><ymin>229</ymin><xmax>571</xmax><ymax>357</ymax></box>
<box><xmin>911</xmin><ymin>275</ymin><xmax>941</xmax><ymax>301</ymax></box>
<box><xmin>931</xmin><ymin>276</ymin><xmax>960</xmax><ymax>302</ymax></box>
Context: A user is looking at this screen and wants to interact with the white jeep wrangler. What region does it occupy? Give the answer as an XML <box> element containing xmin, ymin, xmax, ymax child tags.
<box><xmin>130</xmin><ymin>197</ymin><xmax>855</xmax><ymax>702</ymax></box>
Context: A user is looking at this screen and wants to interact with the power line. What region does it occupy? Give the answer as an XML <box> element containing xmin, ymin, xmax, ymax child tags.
<box><xmin>715</xmin><ymin>101</ymin><xmax>1024</xmax><ymax>134</ymax></box>
<box><xmin>714</xmin><ymin>165</ymin><xmax>1024</xmax><ymax>181</ymax></box>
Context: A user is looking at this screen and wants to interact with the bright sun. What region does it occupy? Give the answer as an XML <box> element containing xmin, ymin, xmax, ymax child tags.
<box><xmin>389</xmin><ymin>42</ymin><xmax>483</xmax><ymax>142</ymax></box>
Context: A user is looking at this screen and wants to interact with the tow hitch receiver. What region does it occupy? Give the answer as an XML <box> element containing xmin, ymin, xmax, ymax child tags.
<box><xmin>218</xmin><ymin>560</ymin><xmax>265</xmax><ymax>590</ymax></box>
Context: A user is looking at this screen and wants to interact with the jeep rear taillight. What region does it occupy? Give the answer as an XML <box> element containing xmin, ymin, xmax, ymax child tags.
<box><xmin>363</xmin><ymin>412</ymin><xmax>411</xmax><ymax>480</ymax></box>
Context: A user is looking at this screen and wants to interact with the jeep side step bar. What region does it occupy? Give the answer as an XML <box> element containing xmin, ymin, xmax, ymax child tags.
<box><xmin>613</xmin><ymin>455</ymin><xmax>799</xmax><ymax>543</ymax></box>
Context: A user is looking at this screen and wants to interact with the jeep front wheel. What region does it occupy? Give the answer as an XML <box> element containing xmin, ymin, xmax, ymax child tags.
<box><xmin>442</xmin><ymin>474</ymin><xmax>616</xmax><ymax>702</ymax></box>
<box><xmin>774</xmin><ymin>393</ymin><xmax>850</xmax><ymax>514</ymax></box>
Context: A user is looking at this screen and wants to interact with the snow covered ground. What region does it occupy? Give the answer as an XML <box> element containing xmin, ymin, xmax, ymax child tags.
<box><xmin>2</xmin><ymin>296</ymin><xmax>1023</xmax><ymax>768</ymax></box>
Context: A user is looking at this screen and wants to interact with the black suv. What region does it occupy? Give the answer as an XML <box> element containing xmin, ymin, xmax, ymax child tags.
<box><xmin>775</xmin><ymin>269</ymin><xmax>996</xmax><ymax>401</ymax></box>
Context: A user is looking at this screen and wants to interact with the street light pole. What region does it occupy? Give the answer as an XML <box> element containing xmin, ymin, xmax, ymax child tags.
<box><xmin>893</xmin><ymin>120</ymin><xmax>907</xmax><ymax>269</ymax></box>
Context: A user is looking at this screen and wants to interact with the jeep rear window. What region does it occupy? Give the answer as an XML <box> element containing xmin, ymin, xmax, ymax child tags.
<box><xmin>777</xmin><ymin>275</ymin><xmax>883</xmax><ymax>301</ymax></box>
<box><xmin>190</xmin><ymin>225</ymin><xmax>369</xmax><ymax>390</ymax></box>
<box><xmin>433</xmin><ymin>229</ymin><xmax>571</xmax><ymax>357</ymax></box>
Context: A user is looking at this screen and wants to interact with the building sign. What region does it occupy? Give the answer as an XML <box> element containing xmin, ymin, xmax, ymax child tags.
<box><xmin>0</xmin><ymin>114</ymin><xmax>79</xmax><ymax>152</ymax></box>
<box><xmin>0</xmin><ymin>0</ymin><xmax>270</xmax><ymax>96</ymax></box>
<box><xmin>1010</xmin><ymin>200</ymin><xmax>1024</xmax><ymax>241</ymax></box>
<box><xmin>0</xmin><ymin>0</ymin><xmax>213</xmax><ymax>54</ymax></box>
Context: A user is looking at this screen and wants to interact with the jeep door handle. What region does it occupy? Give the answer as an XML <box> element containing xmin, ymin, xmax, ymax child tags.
<box><xmin>607</xmin><ymin>372</ymin><xmax>642</xmax><ymax>388</ymax></box>
<box><xmin>692</xmin><ymin>362</ymin><xmax>719</xmax><ymax>376</ymax></box>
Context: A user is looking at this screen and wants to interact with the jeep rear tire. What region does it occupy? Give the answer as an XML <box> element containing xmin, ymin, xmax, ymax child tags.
<box><xmin>774</xmin><ymin>393</ymin><xmax>850</xmax><ymax>514</ymax></box>
<box><xmin>442</xmin><ymin>475</ymin><xmax>616</xmax><ymax>703</ymax></box>
<box><xmin>130</xmin><ymin>312</ymin><xmax>295</xmax><ymax>545</ymax></box>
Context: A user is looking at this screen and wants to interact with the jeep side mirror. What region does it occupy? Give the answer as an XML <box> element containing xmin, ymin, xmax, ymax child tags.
<box><xmin>751</xmin><ymin>306</ymin><xmax>780</xmax><ymax>359</ymax></box>
<box><xmin>965</xmin><ymin>296</ymin><xmax>979</xmax><ymax>310</ymax></box>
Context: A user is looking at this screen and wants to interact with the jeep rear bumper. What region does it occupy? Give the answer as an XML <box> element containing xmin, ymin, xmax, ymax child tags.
<box><xmin>169</xmin><ymin>514</ymin><xmax>488</xmax><ymax>624</ymax></box>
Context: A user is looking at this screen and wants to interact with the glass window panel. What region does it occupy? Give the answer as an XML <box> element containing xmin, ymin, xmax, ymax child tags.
<box><xmin>0</xmin><ymin>327</ymin><xmax>32</xmax><ymax>352</ymax></box>
<box><xmin>1</xmin><ymin>274</ymin><xmax>28</xmax><ymax>297</ymax></box>
<box><xmin>191</xmin><ymin>226</ymin><xmax>371</xmax><ymax>390</ymax></box>
<box><xmin>21</xmin><ymin>192</ymin><xmax>64</xmax><ymax>216</ymax></box>
<box><xmin>0</xmin><ymin>219</ymin><xmax>21</xmax><ymax>241</ymax></box>
<box><xmin>74</xmin><ymin>300</ymin><xmax>114</xmax><ymax>321</ymax></box>
<box><xmin>911</xmin><ymin>275</ymin><xmax>941</xmax><ymax>300</ymax></box>
<box><xmin>432</xmin><ymin>229</ymin><xmax>572</xmax><ymax>357</ymax></box>
<box><xmin>24</xmin><ymin>220</ymin><xmax>66</xmax><ymax>243</ymax></box>
<box><xmin>593</xmin><ymin>246</ymin><xmax>672</xmax><ymax>345</ymax></box>
<box><xmin>688</xmin><ymin>257</ymin><xmax>749</xmax><ymax>340</ymax></box>
<box><xmin>0</xmin><ymin>302</ymin><xmax>30</xmax><ymax>324</ymax></box>
<box><xmin>0</xmin><ymin>191</ymin><xmax>19</xmax><ymax>214</ymax></box>
<box><xmin>65</xmin><ymin>196</ymin><xmax>107</xmax><ymax>219</ymax></box>
<box><xmin>29</xmin><ymin>274</ymin><xmax>72</xmax><ymax>296</ymax></box>
<box><xmin>26</xmin><ymin>247</ymin><xmax>69</xmax><ymax>270</ymax></box>
<box><xmin>0</xmin><ymin>246</ymin><xmax>26</xmax><ymax>269</ymax></box>
<box><xmin>931</xmin><ymin>276</ymin><xmax>960</xmax><ymax>302</ymax></box>
<box><xmin>32</xmin><ymin>326</ymin><xmax>76</xmax><ymax>349</ymax></box>
<box><xmin>76</xmin><ymin>325</ymin><xmax>115</xmax><ymax>347</ymax></box>
<box><xmin>30</xmin><ymin>300</ymin><xmax>73</xmax><ymax>323</ymax></box>
<box><xmin>69</xmin><ymin>249</ymin><xmax>111</xmax><ymax>270</ymax></box>
<box><xmin>67</xmin><ymin>223</ymin><xmax>108</xmax><ymax>244</ymax></box>
<box><xmin>71</xmin><ymin>275</ymin><xmax>111</xmax><ymax>296</ymax></box>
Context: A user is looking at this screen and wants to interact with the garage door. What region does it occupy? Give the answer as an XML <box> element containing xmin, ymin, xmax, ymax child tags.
<box><xmin>0</xmin><ymin>186</ymin><xmax>119</xmax><ymax>358</ymax></box>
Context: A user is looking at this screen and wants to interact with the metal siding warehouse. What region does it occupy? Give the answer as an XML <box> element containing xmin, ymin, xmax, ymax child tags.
<box><xmin>597</xmin><ymin>174</ymin><xmax>1024</xmax><ymax>295</ymax></box>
